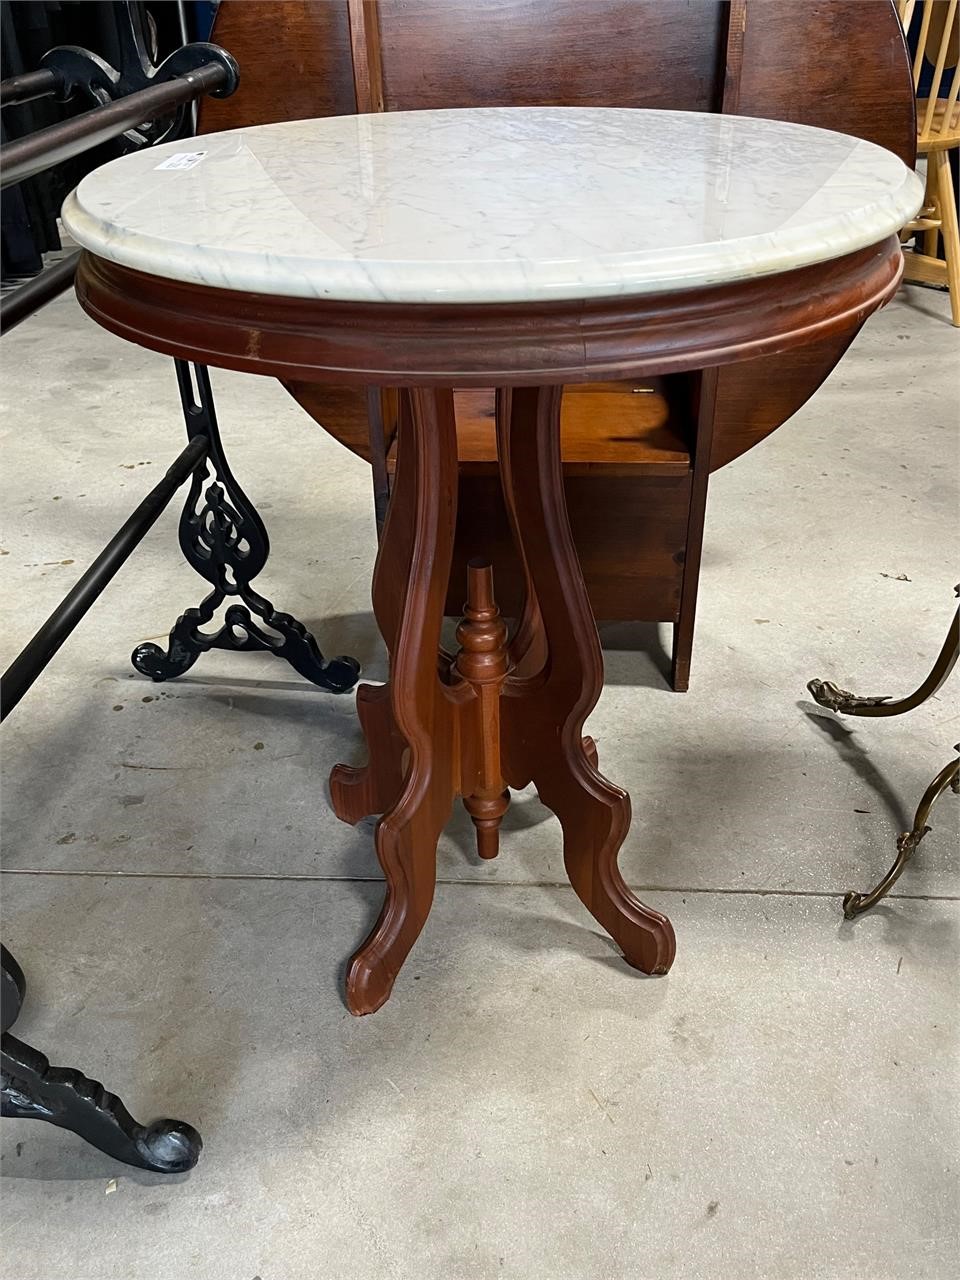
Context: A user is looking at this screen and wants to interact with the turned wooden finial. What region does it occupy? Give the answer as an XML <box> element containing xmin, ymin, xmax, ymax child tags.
<box><xmin>455</xmin><ymin>560</ymin><xmax>510</xmax><ymax>859</ymax></box>
<box><xmin>456</xmin><ymin>561</ymin><xmax>509</xmax><ymax>683</ymax></box>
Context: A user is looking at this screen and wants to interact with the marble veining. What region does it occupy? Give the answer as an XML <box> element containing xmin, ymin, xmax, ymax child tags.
<box><xmin>62</xmin><ymin>107</ymin><xmax>923</xmax><ymax>304</ymax></box>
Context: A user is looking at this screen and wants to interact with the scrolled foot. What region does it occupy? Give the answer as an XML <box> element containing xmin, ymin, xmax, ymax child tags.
<box><xmin>841</xmin><ymin>827</ymin><xmax>930</xmax><ymax>919</ymax></box>
<box><xmin>535</xmin><ymin>743</ymin><xmax>676</xmax><ymax>976</ymax></box>
<box><xmin>132</xmin><ymin>614</ymin><xmax>203</xmax><ymax>682</ymax></box>
<box><xmin>842</xmin><ymin>890</ymin><xmax>869</xmax><ymax>920</ymax></box>
<box><xmin>1</xmin><ymin>1033</ymin><xmax>202</xmax><ymax>1173</ymax></box>
<box><xmin>132</xmin><ymin>603</ymin><xmax>359</xmax><ymax>693</ymax></box>
<box><xmin>346</xmin><ymin>949</ymin><xmax>398</xmax><ymax>1017</ymax></box>
<box><xmin>807</xmin><ymin>679</ymin><xmax>891</xmax><ymax>714</ymax></box>
<box><xmin>345</xmin><ymin>793</ymin><xmax>449</xmax><ymax>1015</ymax></box>
<box><xmin>134</xmin><ymin>1118</ymin><xmax>203</xmax><ymax>1173</ymax></box>
<box><xmin>840</xmin><ymin>752</ymin><xmax>958</xmax><ymax>918</ymax></box>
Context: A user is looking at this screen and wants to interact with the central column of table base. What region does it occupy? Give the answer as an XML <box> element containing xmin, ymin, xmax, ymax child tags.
<box><xmin>331</xmin><ymin>385</ymin><xmax>676</xmax><ymax>1015</ymax></box>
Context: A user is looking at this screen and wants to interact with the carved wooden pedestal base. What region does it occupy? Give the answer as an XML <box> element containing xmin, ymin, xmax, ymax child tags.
<box><xmin>331</xmin><ymin>386</ymin><xmax>676</xmax><ymax>1014</ymax></box>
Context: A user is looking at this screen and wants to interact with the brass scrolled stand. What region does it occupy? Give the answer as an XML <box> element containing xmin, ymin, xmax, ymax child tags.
<box><xmin>807</xmin><ymin>587</ymin><xmax>959</xmax><ymax>918</ymax></box>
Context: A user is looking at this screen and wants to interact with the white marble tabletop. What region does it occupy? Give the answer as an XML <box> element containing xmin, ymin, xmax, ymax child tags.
<box><xmin>62</xmin><ymin>107</ymin><xmax>922</xmax><ymax>305</ymax></box>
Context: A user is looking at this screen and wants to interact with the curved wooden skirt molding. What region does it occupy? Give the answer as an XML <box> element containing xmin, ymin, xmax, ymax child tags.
<box><xmin>75</xmin><ymin>238</ymin><xmax>903</xmax><ymax>387</ymax></box>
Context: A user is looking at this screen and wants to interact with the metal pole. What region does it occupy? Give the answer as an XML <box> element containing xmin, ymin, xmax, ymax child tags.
<box><xmin>0</xmin><ymin>253</ymin><xmax>80</xmax><ymax>333</ymax></box>
<box><xmin>0</xmin><ymin>67</ymin><xmax>64</xmax><ymax>108</ymax></box>
<box><xmin>1</xmin><ymin>63</ymin><xmax>226</xmax><ymax>189</ymax></box>
<box><xmin>0</xmin><ymin>435</ymin><xmax>209</xmax><ymax>721</ymax></box>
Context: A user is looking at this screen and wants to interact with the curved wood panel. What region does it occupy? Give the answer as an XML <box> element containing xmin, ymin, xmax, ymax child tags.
<box><xmin>711</xmin><ymin>0</ymin><xmax>916</xmax><ymax>468</ymax></box>
<box><xmin>198</xmin><ymin>1</ymin><xmax>357</xmax><ymax>130</ymax></box>
<box><xmin>202</xmin><ymin>0</ymin><xmax>915</xmax><ymax>467</ymax></box>
<box><xmin>75</xmin><ymin>241</ymin><xmax>902</xmax><ymax>386</ymax></box>
<box><xmin>372</xmin><ymin>0</ymin><xmax>724</xmax><ymax>112</ymax></box>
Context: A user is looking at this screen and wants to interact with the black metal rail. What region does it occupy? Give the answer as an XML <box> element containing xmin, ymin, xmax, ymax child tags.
<box><xmin>0</xmin><ymin>12</ymin><xmax>245</xmax><ymax>1174</ymax></box>
<box><xmin>2</xmin><ymin>63</ymin><xmax>228</xmax><ymax>189</ymax></box>
<box><xmin>0</xmin><ymin>252</ymin><xmax>80</xmax><ymax>333</ymax></box>
<box><xmin>0</xmin><ymin>67</ymin><xmax>64</xmax><ymax>107</ymax></box>
<box><xmin>1</xmin><ymin>30</ymin><xmax>239</xmax><ymax>721</ymax></box>
<box><xmin>0</xmin><ymin>436</ymin><xmax>210</xmax><ymax>721</ymax></box>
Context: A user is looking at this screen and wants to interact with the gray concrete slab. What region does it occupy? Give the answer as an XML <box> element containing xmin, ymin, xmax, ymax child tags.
<box><xmin>1</xmin><ymin>873</ymin><xmax>957</xmax><ymax>1280</ymax></box>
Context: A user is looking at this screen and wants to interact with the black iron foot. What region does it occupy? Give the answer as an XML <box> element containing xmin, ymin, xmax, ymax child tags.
<box><xmin>1</xmin><ymin>947</ymin><xmax>200</xmax><ymax>1172</ymax></box>
<box><xmin>132</xmin><ymin>361</ymin><xmax>360</xmax><ymax>694</ymax></box>
<box><xmin>132</xmin><ymin>597</ymin><xmax>360</xmax><ymax>693</ymax></box>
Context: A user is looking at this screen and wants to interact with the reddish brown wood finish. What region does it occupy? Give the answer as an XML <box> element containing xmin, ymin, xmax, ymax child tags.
<box><xmin>672</xmin><ymin>368</ymin><xmax>719</xmax><ymax>693</ymax></box>
<box><xmin>496</xmin><ymin>386</ymin><xmax>675</xmax><ymax>977</ymax></box>
<box><xmin>710</xmin><ymin>0</ymin><xmax>916</xmax><ymax>467</ymax></box>
<box><xmin>330</xmin><ymin>383</ymin><xmax>675</xmax><ymax>1012</ymax></box>
<box><xmin>454</xmin><ymin>561</ymin><xmax>511</xmax><ymax>861</ymax></box>
<box><xmin>75</xmin><ymin>241</ymin><xmax>904</xmax><ymax>387</ymax></box>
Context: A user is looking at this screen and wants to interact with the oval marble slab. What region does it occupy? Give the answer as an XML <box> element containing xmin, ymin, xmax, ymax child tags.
<box><xmin>62</xmin><ymin>107</ymin><xmax>923</xmax><ymax>304</ymax></box>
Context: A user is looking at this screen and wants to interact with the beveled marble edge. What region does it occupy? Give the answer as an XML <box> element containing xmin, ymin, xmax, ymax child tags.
<box><xmin>62</xmin><ymin>111</ymin><xmax>924</xmax><ymax>305</ymax></box>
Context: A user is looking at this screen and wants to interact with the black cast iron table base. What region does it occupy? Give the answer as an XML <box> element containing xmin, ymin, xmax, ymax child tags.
<box><xmin>131</xmin><ymin>361</ymin><xmax>361</xmax><ymax>694</ymax></box>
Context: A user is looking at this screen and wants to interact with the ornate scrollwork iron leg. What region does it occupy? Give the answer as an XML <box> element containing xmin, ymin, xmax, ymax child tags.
<box><xmin>842</xmin><ymin>749</ymin><xmax>960</xmax><ymax>918</ymax></box>
<box><xmin>806</xmin><ymin>588</ymin><xmax>959</xmax><ymax>917</ymax></box>
<box><xmin>1</xmin><ymin>946</ymin><xmax>201</xmax><ymax>1172</ymax></box>
<box><xmin>132</xmin><ymin>361</ymin><xmax>360</xmax><ymax>693</ymax></box>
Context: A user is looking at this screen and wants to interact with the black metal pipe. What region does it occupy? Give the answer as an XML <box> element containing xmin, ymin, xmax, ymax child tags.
<box><xmin>1</xmin><ymin>63</ymin><xmax>227</xmax><ymax>189</ymax></box>
<box><xmin>0</xmin><ymin>67</ymin><xmax>63</xmax><ymax>108</ymax></box>
<box><xmin>0</xmin><ymin>436</ymin><xmax>209</xmax><ymax>721</ymax></box>
<box><xmin>1</xmin><ymin>252</ymin><xmax>79</xmax><ymax>333</ymax></box>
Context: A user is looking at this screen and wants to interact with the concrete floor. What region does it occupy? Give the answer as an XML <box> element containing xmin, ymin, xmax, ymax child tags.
<box><xmin>0</xmin><ymin>281</ymin><xmax>957</xmax><ymax>1280</ymax></box>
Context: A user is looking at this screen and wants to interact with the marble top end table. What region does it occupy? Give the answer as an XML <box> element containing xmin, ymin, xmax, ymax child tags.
<box><xmin>63</xmin><ymin>107</ymin><xmax>921</xmax><ymax>1014</ymax></box>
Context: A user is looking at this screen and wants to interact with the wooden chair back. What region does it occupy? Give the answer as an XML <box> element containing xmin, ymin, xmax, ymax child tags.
<box><xmin>900</xmin><ymin>0</ymin><xmax>960</xmax><ymax>147</ymax></box>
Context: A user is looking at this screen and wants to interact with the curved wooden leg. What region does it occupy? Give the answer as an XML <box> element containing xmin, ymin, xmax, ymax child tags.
<box><xmin>330</xmin><ymin>392</ymin><xmax>421</xmax><ymax>826</ymax></box>
<box><xmin>343</xmin><ymin>388</ymin><xmax>460</xmax><ymax>1015</ymax></box>
<box><xmin>330</xmin><ymin>684</ymin><xmax>407</xmax><ymax>825</ymax></box>
<box><xmin>498</xmin><ymin>386</ymin><xmax>676</xmax><ymax>975</ymax></box>
<box><xmin>348</xmin><ymin>764</ymin><xmax>455</xmax><ymax>1014</ymax></box>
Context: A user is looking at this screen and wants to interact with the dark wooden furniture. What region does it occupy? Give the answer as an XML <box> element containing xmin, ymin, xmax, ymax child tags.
<box><xmin>197</xmin><ymin>0</ymin><xmax>917</xmax><ymax>691</ymax></box>
<box><xmin>75</xmin><ymin>222</ymin><xmax>905</xmax><ymax>1012</ymax></box>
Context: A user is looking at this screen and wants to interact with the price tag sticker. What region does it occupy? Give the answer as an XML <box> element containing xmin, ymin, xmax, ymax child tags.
<box><xmin>153</xmin><ymin>151</ymin><xmax>208</xmax><ymax>171</ymax></box>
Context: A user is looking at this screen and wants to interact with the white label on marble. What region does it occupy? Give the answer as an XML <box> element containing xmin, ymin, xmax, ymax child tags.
<box><xmin>153</xmin><ymin>151</ymin><xmax>208</xmax><ymax>171</ymax></box>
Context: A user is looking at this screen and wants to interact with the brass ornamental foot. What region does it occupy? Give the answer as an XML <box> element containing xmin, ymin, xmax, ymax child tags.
<box><xmin>808</xmin><ymin>588</ymin><xmax>959</xmax><ymax>918</ymax></box>
<box><xmin>807</xmin><ymin>590</ymin><xmax>958</xmax><ymax>720</ymax></box>
<box><xmin>842</xmin><ymin>750</ymin><xmax>960</xmax><ymax>919</ymax></box>
<box><xmin>807</xmin><ymin>679</ymin><xmax>891</xmax><ymax>714</ymax></box>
